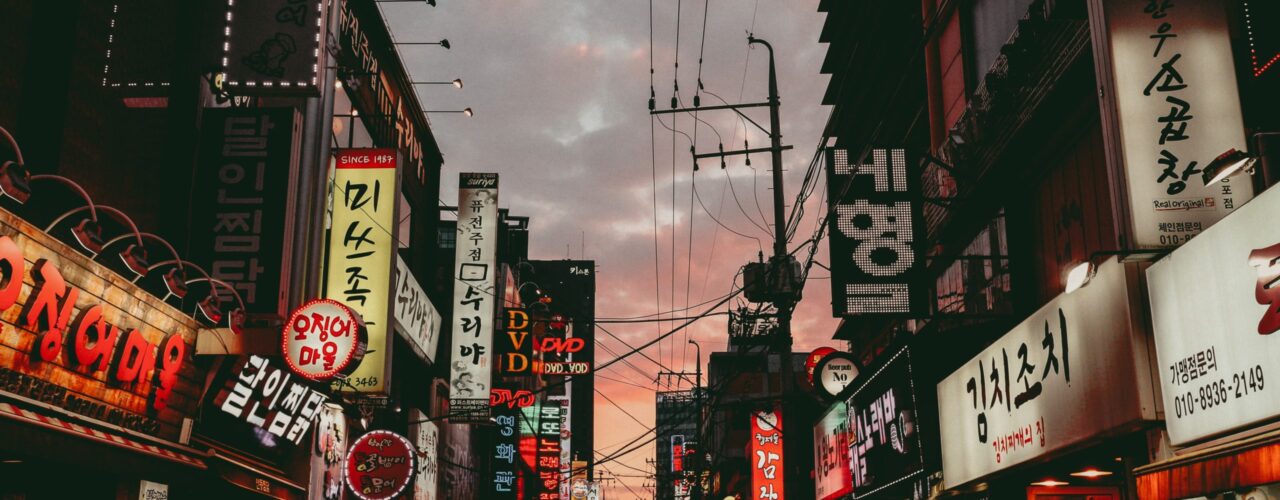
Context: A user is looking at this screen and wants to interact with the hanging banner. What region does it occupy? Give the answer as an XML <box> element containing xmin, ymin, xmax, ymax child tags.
<box><xmin>847</xmin><ymin>346</ymin><xmax>923</xmax><ymax>498</ymax></box>
<box><xmin>326</xmin><ymin>148</ymin><xmax>400</xmax><ymax>395</ymax></box>
<box><xmin>213</xmin><ymin>355</ymin><xmax>330</xmax><ymax>446</ymax></box>
<box><xmin>409</xmin><ymin>410</ymin><xmax>439</xmax><ymax>500</ymax></box>
<box><xmin>394</xmin><ymin>255</ymin><xmax>442</xmax><ymax>365</ymax></box>
<box><xmin>283</xmin><ymin>299</ymin><xmax>368</xmax><ymax>381</ymax></box>
<box><xmin>220</xmin><ymin>0</ymin><xmax>326</xmax><ymax>94</ymax></box>
<box><xmin>936</xmin><ymin>258</ymin><xmax>1159</xmax><ymax>487</ymax></box>
<box><xmin>345</xmin><ymin>430</ymin><xmax>416</xmax><ymax>500</ymax></box>
<box><xmin>448</xmin><ymin>173</ymin><xmax>500</xmax><ymax>422</ymax></box>
<box><xmin>824</xmin><ymin>148</ymin><xmax>924</xmax><ymax>316</ymax></box>
<box><xmin>1147</xmin><ymin>186</ymin><xmax>1280</xmax><ymax>445</ymax></box>
<box><xmin>750</xmin><ymin>406</ymin><xmax>785</xmax><ymax>500</ymax></box>
<box><xmin>191</xmin><ymin>107</ymin><xmax>300</xmax><ymax>326</ymax></box>
<box><xmin>1095</xmin><ymin>0</ymin><xmax>1254</xmax><ymax>247</ymax></box>
<box><xmin>814</xmin><ymin>401</ymin><xmax>853</xmax><ymax>500</ymax></box>
<box><xmin>308</xmin><ymin>403</ymin><xmax>348</xmax><ymax>500</ymax></box>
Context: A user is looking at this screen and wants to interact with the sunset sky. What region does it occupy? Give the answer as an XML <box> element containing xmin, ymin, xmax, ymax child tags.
<box><xmin>383</xmin><ymin>1</ymin><xmax>837</xmax><ymax>495</ymax></box>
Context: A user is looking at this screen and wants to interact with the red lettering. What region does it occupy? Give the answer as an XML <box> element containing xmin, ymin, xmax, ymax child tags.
<box><xmin>69</xmin><ymin>304</ymin><xmax>120</xmax><ymax>371</ymax></box>
<box><xmin>1251</xmin><ymin>243</ymin><xmax>1280</xmax><ymax>335</ymax></box>
<box><xmin>113</xmin><ymin>329</ymin><xmax>156</xmax><ymax>384</ymax></box>
<box><xmin>537</xmin><ymin>337</ymin><xmax>585</xmax><ymax>354</ymax></box>
<box><xmin>21</xmin><ymin>260</ymin><xmax>79</xmax><ymax>361</ymax></box>
<box><xmin>0</xmin><ymin>236</ymin><xmax>23</xmax><ymax>311</ymax></box>
<box><xmin>151</xmin><ymin>333</ymin><xmax>185</xmax><ymax>411</ymax></box>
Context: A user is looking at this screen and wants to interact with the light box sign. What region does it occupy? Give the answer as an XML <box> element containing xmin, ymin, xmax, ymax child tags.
<box><xmin>1147</xmin><ymin>186</ymin><xmax>1280</xmax><ymax>445</ymax></box>
<box><xmin>0</xmin><ymin>211</ymin><xmax>200</xmax><ymax>440</ymax></box>
<box><xmin>1098</xmin><ymin>0</ymin><xmax>1254</xmax><ymax>247</ymax></box>
<box><xmin>750</xmin><ymin>407</ymin><xmax>784</xmax><ymax>500</ymax></box>
<box><xmin>394</xmin><ymin>255</ymin><xmax>441</xmax><ymax>365</ymax></box>
<box><xmin>327</xmin><ymin>148</ymin><xmax>400</xmax><ymax>395</ymax></box>
<box><xmin>496</xmin><ymin>308</ymin><xmax>535</xmax><ymax>376</ymax></box>
<box><xmin>213</xmin><ymin>355</ymin><xmax>330</xmax><ymax>446</ymax></box>
<box><xmin>409</xmin><ymin>409</ymin><xmax>439</xmax><ymax>500</ymax></box>
<box><xmin>345</xmin><ymin>430</ymin><xmax>416</xmax><ymax>500</ymax></box>
<box><xmin>847</xmin><ymin>346</ymin><xmax>922</xmax><ymax>498</ymax></box>
<box><xmin>936</xmin><ymin>258</ymin><xmax>1159</xmax><ymax>488</ymax></box>
<box><xmin>814</xmin><ymin>401</ymin><xmax>852</xmax><ymax>500</ymax></box>
<box><xmin>536</xmin><ymin>403</ymin><xmax>564</xmax><ymax>500</ymax></box>
<box><xmin>490</xmin><ymin>405</ymin><xmax>519</xmax><ymax>499</ymax></box>
<box><xmin>448</xmin><ymin>173</ymin><xmax>500</xmax><ymax>423</ymax></box>
<box><xmin>824</xmin><ymin>148</ymin><xmax>924</xmax><ymax>316</ymax></box>
<box><xmin>220</xmin><ymin>0</ymin><xmax>326</xmax><ymax>94</ymax></box>
<box><xmin>283</xmin><ymin>299</ymin><xmax>368</xmax><ymax>381</ymax></box>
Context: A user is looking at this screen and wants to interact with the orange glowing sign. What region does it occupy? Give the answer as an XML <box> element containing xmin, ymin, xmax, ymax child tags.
<box><xmin>750</xmin><ymin>406</ymin><xmax>784</xmax><ymax>500</ymax></box>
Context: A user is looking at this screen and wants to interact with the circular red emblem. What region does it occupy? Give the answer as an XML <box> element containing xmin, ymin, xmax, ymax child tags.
<box><xmin>282</xmin><ymin>299</ymin><xmax>368</xmax><ymax>380</ymax></box>
<box><xmin>806</xmin><ymin>346</ymin><xmax>837</xmax><ymax>385</ymax></box>
<box><xmin>344</xmin><ymin>430</ymin><xmax>416</xmax><ymax>500</ymax></box>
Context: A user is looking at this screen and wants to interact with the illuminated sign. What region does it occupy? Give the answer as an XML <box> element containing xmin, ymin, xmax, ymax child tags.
<box><xmin>308</xmin><ymin>403</ymin><xmax>348</xmax><ymax>500</ymax></box>
<box><xmin>448</xmin><ymin>173</ymin><xmax>500</xmax><ymax>422</ymax></box>
<box><xmin>539</xmin><ymin>362</ymin><xmax>592</xmax><ymax>376</ymax></box>
<box><xmin>847</xmin><ymin>347</ymin><xmax>921</xmax><ymax>497</ymax></box>
<box><xmin>534</xmin><ymin>403</ymin><xmax>564</xmax><ymax>500</ymax></box>
<box><xmin>220</xmin><ymin>0</ymin><xmax>326</xmax><ymax>94</ymax></box>
<box><xmin>409</xmin><ymin>410</ymin><xmax>439</xmax><ymax>500</ymax></box>
<box><xmin>824</xmin><ymin>148</ymin><xmax>923</xmax><ymax>316</ymax></box>
<box><xmin>490</xmin><ymin>406</ymin><xmax>518</xmax><ymax>498</ymax></box>
<box><xmin>814</xmin><ymin>352</ymin><xmax>859</xmax><ymax>400</ymax></box>
<box><xmin>538</xmin><ymin>337</ymin><xmax>586</xmax><ymax>354</ymax></box>
<box><xmin>282</xmin><ymin>299</ymin><xmax>368</xmax><ymax>381</ymax></box>
<box><xmin>497</xmin><ymin>308</ymin><xmax>535</xmax><ymax>375</ymax></box>
<box><xmin>326</xmin><ymin>149</ymin><xmax>400</xmax><ymax>395</ymax></box>
<box><xmin>394</xmin><ymin>255</ymin><xmax>441</xmax><ymax>365</ymax></box>
<box><xmin>937</xmin><ymin>258</ymin><xmax>1158</xmax><ymax>487</ymax></box>
<box><xmin>345</xmin><ymin>430</ymin><xmax>416</xmax><ymax>500</ymax></box>
<box><xmin>1097</xmin><ymin>0</ymin><xmax>1254</xmax><ymax>247</ymax></box>
<box><xmin>1147</xmin><ymin>186</ymin><xmax>1280</xmax><ymax>445</ymax></box>
<box><xmin>806</xmin><ymin>347</ymin><xmax>838</xmax><ymax>386</ymax></box>
<box><xmin>813</xmin><ymin>401</ymin><xmax>852</xmax><ymax>500</ymax></box>
<box><xmin>0</xmin><ymin>214</ymin><xmax>198</xmax><ymax>438</ymax></box>
<box><xmin>750</xmin><ymin>407</ymin><xmax>784</xmax><ymax>500</ymax></box>
<box><xmin>213</xmin><ymin>355</ymin><xmax>329</xmax><ymax>445</ymax></box>
<box><xmin>489</xmin><ymin>389</ymin><xmax>536</xmax><ymax>409</ymax></box>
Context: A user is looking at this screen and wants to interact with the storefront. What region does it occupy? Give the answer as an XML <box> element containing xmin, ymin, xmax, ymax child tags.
<box><xmin>937</xmin><ymin>257</ymin><xmax>1161</xmax><ymax>498</ymax></box>
<box><xmin>1135</xmin><ymin>185</ymin><xmax>1280</xmax><ymax>499</ymax></box>
<box><xmin>0</xmin><ymin>206</ymin><xmax>208</xmax><ymax>497</ymax></box>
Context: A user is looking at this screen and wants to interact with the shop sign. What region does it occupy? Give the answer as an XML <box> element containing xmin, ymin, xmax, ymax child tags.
<box><xmin>496</xmin><ymin>308</ymin><xmax>535</xmax><ymax>375</ymax></box>
<box><xmin>408</xmin><ymin>410</ymin><xmax>438</xmax><ymax>500</ymax></box>
<box><xmin>533</xmin><ymin>403</ymin><xmax>564</xmax><ymax>500</ymax></box>
<box><xmin>326</xmin><ymin>149</ymin><xmax>400</xmax><ymax>395</ymax></box>
<box><xmin>219</xmin><ymin>0</ymin><xmax>326</xmax><ymax>94</ymax></box>
<box><xmin>214</xmin><ymin>355</ymin><xmax>329</xmax><ymax>445</ymax></box>
<box><xmin>814</xmin><ymin>352</ymin><xmax>859</xmax><ymax>400</ymax></box>
<box><xmin>1147</xmin><ymin>185</ymin><xmax>1280</xmax><ymax>445</ymax></box>
<box><xmin>138</xmin><ymin>480</ymin><xmax>168</xmax><ymax>500</ymax></box>
<box><xmin>448</xmin><ymin>173</ymin><xmax>499</xmax><ymax>422</ymax></box>
<box><xmin>0</xmin><ymin>216</ymin><xmax>198</xmax><ymax>438</ymax></box>
<box><xmin>806</xmin><ymin>347</ymin><xmax>838</xmax><ymax>385</ymax></box>
<box><xmin>191</xmin><ymin>107</ymin><xmax>299</xmax><ymax>324</ymax></box>
<box><xmin>825</xmin><ymin>148</ymin><xmax>924</xmax><ymax>316</ymax></box>
<box><xmin>489</xmin><ymin>389</ymin><xmax>536</xmax><ymax>409</ymax></box>
<box><xmin>308</xmin><ymin>403</ymin><xmax>347</xmax><ymax>500</ymax></box>
<box><xmin>394</xmin><ymin>255</ymin><xmax>441</xmax><ymax>365</ymax></box>
<box><xmin>345</xmin><ymin>430</ymin><xmax>416</xmax><ymax>500</ymax></box>
<box><xmin>814</xmin><ymin>401</ymin><xmax>852</xmax><ymax>500</ymax></box>
<box><xmin>283</xmin><ymin>299</ymin><xmax>368</xmax><ymax>381</ymax></box>
<box><xmin>750</xmin><ymin>407</ymin><xmax>784</xmax><ymax>499</ymax></box>
<box><xmin>1097</xmin><ymin>0</ymin><xmax>1254</xmax><ymax>247</ymax></box>
<box><xmin>540</xmin><ymin>361</ymin><xmax>592</xmax><ymax>375</ymax></box>
<box><xmin>847</xmin><ymin>346</ymin><xmax>923</xmax><ymax>498</ymax></box>
<box><xmin>490</xmin><ymin>405</ymin><xmax>519</xmax><ymax>499</ymax></box>
<box><xmin>937</xmin><ymin>258</ymin><xmax>1158</xmax><ymax>487</ymax></box>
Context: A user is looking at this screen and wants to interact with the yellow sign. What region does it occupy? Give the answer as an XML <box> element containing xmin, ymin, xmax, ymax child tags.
<box><xmin>325</xmin><ymin>148</ymin><xmax>400</xmax><ymax>394</ymax></box>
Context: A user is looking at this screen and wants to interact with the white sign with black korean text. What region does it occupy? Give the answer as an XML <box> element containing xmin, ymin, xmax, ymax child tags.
<box><xmin>1148</xmin><ymin>186</ymin><xmax>1280</xmax><ymax>445</ymax></box>
<box><xmin>1096</xmin><ymin>0</ymin><xmax>1254</xmax><ymax>247</ymax></box>
<box><xmin>937</xmin><ymin>258</ymin><xmax>1158</xmax><ymax>487</ymax></box>
<box><xmin>448</xmin><ymin>173</ymin><xmax>499</xmax><ymax>422</ymax></box>
<box><xmin>395</xmin><ymin>255</ymin><xmax>441</xmax><ymax>365</ymax></box>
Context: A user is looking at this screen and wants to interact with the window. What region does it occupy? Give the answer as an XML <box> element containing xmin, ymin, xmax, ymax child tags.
<box><xmin>438</xmin><ymin>227</ymin><xmax>456</xmax><ymax>250</ymax></box>
<box><xmin>935</xmin><ymin>213</ymin><xmax>1012</xmax><ymax>316</ymax></box>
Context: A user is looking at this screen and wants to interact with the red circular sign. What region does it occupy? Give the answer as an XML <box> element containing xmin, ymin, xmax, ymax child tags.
<box><xmin>806</xmin><ymin>346</ymin><xmax>838</xmax><ymax>385</ymax></box>
<box><xmin>344</xmin><ymin>430</ymin><xmax>416</xmax><ymax>500</ymax></box>
<box><xmin>282</xmin><ymin>299</ymin><xmax>368</xmax><ymax>380</ymax></box>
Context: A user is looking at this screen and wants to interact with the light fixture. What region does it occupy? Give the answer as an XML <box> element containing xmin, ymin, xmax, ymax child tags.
<box><xmin>463</xmin><ymin>107</ymin><xmax>473</xmax><ymax>117</ymax></box>
<box><xmin>424</xmin><ymin>107</ymin><xmax>473</xmax><ymax>117</ymax></box>
<box><xmin>1069</xmin><ymin>468</ymin><xmax>1113</xmax><ymax>478</ymax></box>
<box><xmin>1</xmin><ymin>459</ymin><xmax>21</xmax><ymax>464</ymax></box>
<box><xmin>70</xmin><ymin>219</ymin><xmax>105</xmax><ymax>255</ymax></box>
<box><xmin>1031</xmin><ymin>479</ymin><xmax>1068</xmax><ymax>487</ymax></box>
<box><xmin>397</xmin><ymin>39</ymin><xmax>450</xmax><ymax>49</ymax></box>
<box><xmin>119</xmin><ymin>243</ymin><xmax>150</xmax><ymax>276</ymax></box>
<box><xmin>334</xmin><ymin>79</ymin><xmax>342</xmax><ymax>89</ymax></box>
<box><xmin>452</xmin><ymin>78</ymin><xmax>463</xmax><ymax>88</ymax></box>
<box><xmin>1064</xmin><ymin>261</ymin><xmax>1094</xmax><ymax>294</ymax></box>
<box><xmin>0</xmin><ymin>161</ymin><xmax>30</xmax><ymax>203</ymax></box>
<box><xmin>1202</xmin><ymin>147</ymin><xmax>1256</xmax><ymax>185</ymax></box>
<box><xmin>410</xmin><ymin>78</ymin><xmax>463</xmax><ymax>88</ymax></box>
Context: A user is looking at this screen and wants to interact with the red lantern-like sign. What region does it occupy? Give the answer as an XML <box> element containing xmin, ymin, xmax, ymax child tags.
<box><xmin>283</xmin><ymin>299</ymin><xmax>368</xmax><ymax>380</ymax></box>
<box><xmin>806</xmin><ymin>346</ymin><xmax>838</xmax><ymax>385</ymax></box>
<box><xmin>344</xmin><ymin>430</ymin><xmax>416</xmax><ymax>500</ymax></box>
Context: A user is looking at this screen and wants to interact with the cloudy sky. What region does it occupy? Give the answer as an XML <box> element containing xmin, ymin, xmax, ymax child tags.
<box><xmin>382</xmin><ymin>0</ymin><xmax>835</xmax><ymax>495</ymax></box>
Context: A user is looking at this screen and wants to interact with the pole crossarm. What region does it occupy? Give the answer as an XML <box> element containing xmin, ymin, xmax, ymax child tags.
<box><xmin>693</xmin><ymin>145</ymin><xmax>793</xmax><ymax>160</ymax></box>
<box><xmin>649</xmin><ymin>101</ymin><xmax>769</xmax><ymax>115</ymax></box>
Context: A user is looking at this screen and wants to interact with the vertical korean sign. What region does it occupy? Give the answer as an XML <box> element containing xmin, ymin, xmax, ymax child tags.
<box><xmin>813</xmin><ymin>401</ymin><xmax>852</xmax><ymax>500</ymax></box>
<box><xmin>750</xmin><ymin>407</ymin><xmax>784</xmax><ymax>500</ymax></box>
<box><xmin>824</xmin><ymin>148</ymin><xmax>924</xmax><ymax>316</ymax></box>
<box><xmin>327</xmin><ymin>149</ymin><xmax>400</xmax><ymax>395</ymax></box>
<box><xmin>449</xmin><ymin>173</ymin><xmax>499</xmax><ymax>422</ymax></box>
<box><xmin>1098</xmin><ymin>0</ymin><xmax>1254</xmax><ymax>247</ymax></box>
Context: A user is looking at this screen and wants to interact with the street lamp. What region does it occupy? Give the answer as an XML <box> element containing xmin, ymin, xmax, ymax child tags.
<box><xmin>425</xmin><ymin>107</ymin><xmax>473</xmax><ymax>117</ymax></box>
<box><xmin>411</xmin><ymin>79</ymin><xmax>463</xmax><ymax>88</ymax></box>
<box><xmin>396</xmin><ymin>39</ymin><xmax>450</xmax><ymax>49</ymax></box>
<box><xmin>1203</xmin><ymin>132</ymin><xmax>1279</xmax><ymax>184</ymax></box>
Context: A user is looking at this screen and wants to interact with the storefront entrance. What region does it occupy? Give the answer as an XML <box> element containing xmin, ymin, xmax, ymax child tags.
<box><xmin>1029</xmin><ymin>486</ymin><xmax>1123</xmax><ymax>500</ymax></box>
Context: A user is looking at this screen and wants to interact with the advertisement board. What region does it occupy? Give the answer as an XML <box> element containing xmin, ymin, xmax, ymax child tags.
<box><xmin>813</xmin><ymin>401</ymin><xmax>853</xmax><ymax>500</ymax></box>
<box><xmin>937</xmin><ymin>258</ymin><xmax>1158</xmax><ymax>487</ymax></box>
<box><xmin>326</xmin><ymin>149</ymin><xmax>400</xmax><ymax>395</ymax></box>
<box><xmin>394</xmin><ymin>255</ymin><xmax>441</xmax><ymax>365</ymax></box>
<box><xmin>749</xmin><ymin>407</ymin><xmax>784</xmax><ymax>500</ymax></box>
<box><xmin>448</xmin><ymin>173</ymin><xmax>500</xmax><ymax>422</ymax></box>
<box><xmin>308</xmin><ymin>403</ymin><xmax>348</xmax><ymax>500</ymax></box>
<box><xmin>283</xmin><ymin>299</ymin><xmax>368</xmax><ymax>381</ymax></box>
<box><xmin>1148</xmin><ymin>186</ymin><xmax>1280</xmax><ymax>445</ymax></box>
<box><xmin>825</xmin><ymin>148</ymin><xmax>924</xmax><ymax>316</ymax></box>
<box><xmin>220</xmin><ymin>0</ymin><xmax>326</xmax><ymax>94</ymax></box>
<box><xmin>409</xmin><ymin>409</ymin><xmax>439</xmax><ymax>500</ymax></box>
<box><xmin>1096</xmin><ymin>0</ymin><xmax>1254</xmax><ymax>247</ymax></box>
<box><xmin>213</xmin><ymin>355</ymin><xmax>330</xmax><ymax>446</ymax></box>
<box><xmin>344</xmin><ymin>430</ymin><xmax>416</xmax><ymax>500</ymax></box>
<box><xmin>847</xmin><ymin>346</ymin><xmax>922</xmax><ymax>498</ymax></box>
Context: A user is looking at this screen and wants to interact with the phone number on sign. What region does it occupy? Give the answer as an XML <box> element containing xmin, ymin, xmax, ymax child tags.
<box><xmin>1172</xmin><ymin>365</ymin><xmax>1265</xmax><ymax>418</ymax></box>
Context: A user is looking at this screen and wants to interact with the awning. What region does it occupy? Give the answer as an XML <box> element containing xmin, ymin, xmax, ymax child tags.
<box><xmin>1135</xmin><ymin>427</ymin><xmax>1280</xmax><ymax>500</ymax></box>
<box><xmin>203</xmin><ymin>445</ymin><xmax>308</xmax><ymax>499</ymax></box>
<box><xmin>0</xmin><ymin>400</ymin><xmax>207</xmax><ymax>469</ymax></box>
